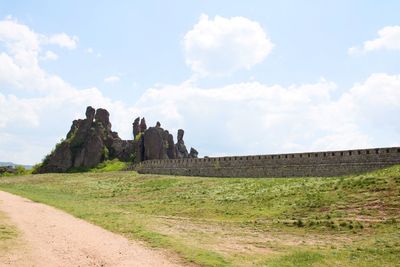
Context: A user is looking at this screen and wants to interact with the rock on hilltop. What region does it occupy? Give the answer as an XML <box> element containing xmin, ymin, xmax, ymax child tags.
<box><xmin>36</xmin><ymin>106</ymin><xmax>198</xmax><ymax>173</ymax></box>
<box><xmin>36</xmin><ymin>106</ymin><xmax>134</xmax><ymax>173</ymax></box>
<box><xmin>132</xmin><ymin>117</ymin><xmax>197</xmax><ymax>163</ymax></box>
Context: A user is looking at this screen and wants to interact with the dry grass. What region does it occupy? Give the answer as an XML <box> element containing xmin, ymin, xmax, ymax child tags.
<box><xmin>0</xmin><ymin>209</ymin><xmax>19</xmax><ymax>258</ymax></box>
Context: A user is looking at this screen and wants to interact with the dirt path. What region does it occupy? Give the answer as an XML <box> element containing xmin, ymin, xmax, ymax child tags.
<box><xmin>0</xmin><ymin>190</ymin><xmax>181</xmax><ymax>267</ymax></box>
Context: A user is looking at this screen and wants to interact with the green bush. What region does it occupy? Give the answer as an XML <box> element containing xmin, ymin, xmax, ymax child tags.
<box><xmin>15</xmin><ymin>166</ymin><xmax>29</xmax><ymax>175</ymax></box>
<box><xmin>31</xmin><ymin>163</ymin><xmax>42</xmax><ymax>174</ymax></box>
<box><xmin>102</xmin><ymin>147</ymin><xmax>109</xmax><ymax>160</ymax></box>
<box><xmin>134</xmin><ymin>132</ymin><xmax>143</xmax><ymax>142</ymax></box>
<box><xmin>91</xmin><ymin>159</ymin><xmax>128</xmax><ymax>172</ymax></box>
<box><xmin>295</xmin><ymin>219</ymin><xmax>305</xmax><ymax>227</ymax></box>
<box><xmin>0</xmin><ymin>165</ymin><xmax>30</xmax><ymax>177</ymax></box>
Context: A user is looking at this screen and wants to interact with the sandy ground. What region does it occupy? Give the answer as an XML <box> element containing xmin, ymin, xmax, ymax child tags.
<box><xmin>0</xmin><ymin>190</ymin><xmax>182</xmax><ymax>267</ymax></box>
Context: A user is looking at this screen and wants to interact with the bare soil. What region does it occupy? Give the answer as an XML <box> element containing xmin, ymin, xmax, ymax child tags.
<box><xmin>0</xmin><ymin>191</ymin><xmax>181</xmax><ymax>267</ymax></box>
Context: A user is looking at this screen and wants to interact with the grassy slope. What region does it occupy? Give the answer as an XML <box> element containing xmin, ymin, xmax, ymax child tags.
<box><xmin>0</xmin><ymin>166</ymin><xmax>399</xmax><ymax>266</ymax></box>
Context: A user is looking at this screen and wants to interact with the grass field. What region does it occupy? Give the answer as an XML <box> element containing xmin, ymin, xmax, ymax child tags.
<box><xmin>0</xmin><ymin>166</ymin><xmax>399</xmax><ymax>266</ymax></box>
<box><xmin>0</xmin><ymin>209</ymin><xmax>18</xmax><ymax>255</ymax></box>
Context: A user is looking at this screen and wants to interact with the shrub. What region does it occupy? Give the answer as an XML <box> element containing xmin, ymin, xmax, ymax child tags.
<box><xmin>102</xmin><ymin>147</ymin><xmax>109</xmax><ymax>160</ymax></box>
<box><xmin>14</xmin><ymin>165</ymin><xmax>29</xmax><ymax>175</ymax></box>
<box><xmin>31</xmin><ymin>163</ymin><xmax>42</xmax><ymax>174</ymax></box>
<box><xmin>294</xmin><ymin>219</ymin><xmax>305</xmax><ymax>227</ymax></box>
<box><xmin>0</xmin><ymin>165</ymin><xmax>30</xmax><ymax>176</ymax></box>
<box><xmin>134</xmin><ymin>132</ymin><xmax>143</xmax><ymax>142</ymax></box>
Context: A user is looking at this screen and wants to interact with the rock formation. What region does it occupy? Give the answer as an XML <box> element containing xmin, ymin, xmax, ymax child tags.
<box><xmin>37</xmin><ymin>106</ymin><xmax>198</xmax><ymax>173</ymax></box>
<box><xmin>132</xmin><ymin>117</ymin><xmax>140</xmax><ymax>138</ymax></box>
<box><xmin>140</xmin><ymin>118</ymin><xmax>147</xmax><ymax>132</ymax></box>
<box><xmin>189</xmin><ymin>147</ymin><xmax>199</xmax><ymax>158</ymax></box>
<box><xmin>140</xmin><ymin>122</ymin><xmax>185</xmax><ymax>161</ymax></box>
<box><xmin>175</xmin><ymin>129</ymin><xmax>189</xmax><ymax>158</ymax></box>
<box><xmin>143</xmin><ymin>127</ymin><xmax>168</xmax><ymax>160</ymax></box>
<box><xmin>36</xmin><ymin>106</ymin><xmax>133</xmax><ymax>173</ymax></box>
<box><xmin>131</xmin><ymin>120</ymin><xmax>198</xmax><ymax>163</ymax></box>
<box><xmin>165</xmin><ymin>131</ymin><xmax>176</xmax><ymax>159</ymax></box>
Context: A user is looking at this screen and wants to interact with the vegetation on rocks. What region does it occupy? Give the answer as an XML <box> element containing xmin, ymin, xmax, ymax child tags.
<box><xmin>0</xmin><ymin>166</ymin><xmax>399</xmax><ymax>266</ymax></box>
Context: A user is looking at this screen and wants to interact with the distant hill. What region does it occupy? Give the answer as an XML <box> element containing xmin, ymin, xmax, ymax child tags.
<box><xmin>0</xmin><ymin>162</ymin><xmax>33</xmax><ymax>170</ymax></box>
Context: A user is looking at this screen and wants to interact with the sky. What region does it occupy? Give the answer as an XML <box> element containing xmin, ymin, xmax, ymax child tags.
<box><xmin>0</xmin><ymin>1</ymin><xmax>400</xmax><ymax>165</ymax></box>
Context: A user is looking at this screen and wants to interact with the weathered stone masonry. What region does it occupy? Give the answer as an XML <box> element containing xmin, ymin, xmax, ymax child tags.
<box><xmin>130</xmin><ymin>147</ymin><xmax>400</xmax><ymax>177</ymax></box>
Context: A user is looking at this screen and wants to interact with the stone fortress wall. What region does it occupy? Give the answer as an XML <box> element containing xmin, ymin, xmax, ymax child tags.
<box><xmin>130</xmin><ymin>147</ymin><xmax>400</xmax><ymax>177</ymax></box>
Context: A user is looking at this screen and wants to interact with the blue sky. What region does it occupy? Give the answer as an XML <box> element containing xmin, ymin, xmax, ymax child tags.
<box><xmin>0</xmin><ymin>1</ymin><xmax>400</xmax><ymax>164</ymax></box>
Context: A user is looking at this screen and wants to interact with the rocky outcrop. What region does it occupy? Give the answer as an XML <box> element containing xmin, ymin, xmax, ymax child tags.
<box><xmin>143</xmin><ymin>127</ymin><xmax>168</xmax><ymax>160</ymax></box>
<box><xmin>165</xmin><ymin>131</ymin><xmax>176</xmax><ymax>159</ymax></box>
<box><xmin>132</xmin><ymin>117</ymin><xmax>140</xmax><ymax>138</ymax></box>
<box><xmin>132</xmin><ymin>117</ymin><xmax>144</xmax><ymax>163</ymax></box>
<box><xmin>189</xmin><ymin>147</ymin><xmax>199</xmax><ymax>158</ymax></box>
<box><xmin>141</xmin><ymin>122</ymin><xmax>181</xmax><ymax>161</ymax></box>
<box><xmin>131</xmin><ymin>120</ymin><xmax>199</xmax><ymax>163</ymax></box>
<box><xmin>42</xmin><ymin>142</ymin><xmax>73</xmax><ymax>172</ymax></box>
<box><xmin>140</xmin><ymin>118</ymin><xmax>147</xmax><ymax>132</ymax></box>
<box><xmin>36</xmin><ymin>106</ymin><xmax>134</xmax><ymax>173</ymax></box>
<box><xmin>37</xmin><ymin>107</ymin><xmax>198</xmax><ymax>173</ymax></box>
<box><xmin>175</xmin><ymin>129</ymin><xmax>189</xmax><ymax>158</ymax></box>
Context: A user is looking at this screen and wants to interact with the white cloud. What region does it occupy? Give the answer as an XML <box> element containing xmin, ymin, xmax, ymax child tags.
<box><xmin>134</xmin><ymin>73</ymin><xmax>400</xmax><ymax>156</ymax></box>
<box><xmin>41</xmin><ymin>50</ymin><xmax>58</xmax><ymax>61</ymax></box>
<box><xmin>342</xmin><ymin>73</ymin><xmax>400</xmax><ymax>130</ymax></box>
<box><xmin>349</xmin><ymin>25</ymin><xmax>400</xmax><ymax>54</ymax></box>
<box><xmin>183</xmin><ymin>14</ymin><xmax>274</xmax><ymax>76</ymax></box>
<box><xmin>43</xmin><ymin>32</ymin><xmax>79</xmax><ymax>50</ymax></box>
<box><xmin>104</xmin><ymin>75</ymin><xmax>120</xmax><ymax>83</ymax></box>
<box><xmin>0</xmin><ymin>18</ymin><xmax>133</xmax><ymax>164</ymax></box>
<box><xmin>0</xmin><ymin>19</ymin><xmax>40</xmax><ymax>68</ymax></box>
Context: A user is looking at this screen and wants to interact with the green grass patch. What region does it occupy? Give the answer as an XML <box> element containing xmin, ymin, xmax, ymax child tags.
<box><xmin>65</xmin><ymin>159</ymin><xmax>128</xmax><ymax>173</ymax></box>
<box><xmin>90</xmin><ymin>159</ymin><xmax>128</xmax><ymax>172</ymax></box>
<box><xmin>0</xmin><ymin>210</ymin><xmax>18</xmax><ymax>255</ymax></box>
<box><xmin>266</xmin><ymin>250</ymin><xmax>325</xmax><ymax>267</ymax></box>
